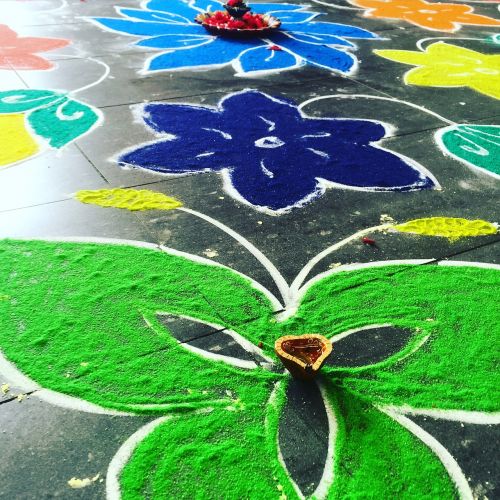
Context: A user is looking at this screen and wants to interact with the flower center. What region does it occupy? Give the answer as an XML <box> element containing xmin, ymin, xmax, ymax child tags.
<box><xmin>255</xmin><ymin>136</ymin><xmax>285</xmax><ymax>148</ymax></box>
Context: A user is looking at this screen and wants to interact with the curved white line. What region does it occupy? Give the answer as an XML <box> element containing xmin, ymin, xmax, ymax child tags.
<box><xmin>290</xmin><ymin>224</ymin><xmax>392</xmax><ymax>298</ymax></box>
<box><xmin>312</xmin><ymin>380</ymin><xmax>338</xmax><ymax>499</ymax></box>
<box><xmin>179</xmin><ymin>207</ymin><xmax>290</xmax><ymax>307</ymax></box>
<box><xmin>298</xmin><ymin>94</ymin><xmax>456</xmax><ymax>126</ymax></box>
<box><xmin>381</xmin><ymin>408</ymin><xmax>474</xmax><ymax>500</ymax></box>
<box><xmin>106</xmin><ymin>417</ymin><xmax>169</xmax><ymax>500</ymax></box>
<box><xmin>0</xmin><ymin>348</ymin><xmax>130</xmax><ymax>415</ymax></box>
<box><xmin>382</xmin><ymin>406</ymin><xmax>500</xmax><ymax>425</ymax></box>
<box><xmin>70</xmin><ymin>58</ymin><xmax>111</xmax><ymax>95</ymax></box>
<box><xmin>330</xmin><ymin>323</ymin><xmax>394</xmax><ymax>342</ymax></box>
<box><xmin>416</xmin><ymin>37</ymin><xmax>486</xmax><ymax>51</ymax></box>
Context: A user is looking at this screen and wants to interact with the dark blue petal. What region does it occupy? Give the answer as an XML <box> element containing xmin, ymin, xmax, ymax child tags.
<box><xmin>313</xmin><ymin>143</ymin><xmax>435</xmax><ymax>191</ymax></box>
<box><xmin>228</xmin><ymin>149</ymin><xmax>320</xmax><ymax>211</ymax></box>
<box><xmin>144</xmin><ymin>0</ymin><xmax>198</xmax><ymax>18</ymax></box>
<box><xmin>143</xmin><ymin>103</ymin><xmax>220</xmax><ymax>135</ymax></box>
<box><xmin>219</xmin><ymin>91</ymin><xmax>303</xmax><ymax>137</ymax></box>
<box><xmin>236</xmin><ymin>46</ymin><xmax>300</xmax><ymax>75</ymax></box>
<box><xmin>147</xmin><ymin>37</ymin><xmax>260</xmax><ymax>71</ymax></box>
<box><xmin>251</xmin><ymin>3</ymin><xmax>309</xmax><ymax>14</ymax></box>
<box><xmin>118</xmin><ymin>8</ymin><xmax>191</xmax><ymax>24</ymax></box>
<box><xmin>136</xmin><ymin>34</ymin><xmax>211</xmax><ymax>50</ymax></box>
<box><xmin>271</xmin><ymin>33</ymin><xmax>355</xmax><ymax>73</ymax></box>
<box><xmin>91</xmin><ymin>18</ymin><xmax>203</xmax><ymax>37</ymax></box>
<box><xmin>283</xmin><ymin>22</ymin><xmax>378</xmax><ymax>39</ymax></box>
<box><xmin>284</xmin><ymin>32</ymin><xmax>354</xmax><ymax>47</ymax></box>
<box><xmin>119</xmin><ymin>135</ymin><xmax>228</xmax><ymax>174</ymax></box>
<box><xmin>300</xmin><ymin>118</ymin><xmax>387</xmax><ymax>144</ymax></box>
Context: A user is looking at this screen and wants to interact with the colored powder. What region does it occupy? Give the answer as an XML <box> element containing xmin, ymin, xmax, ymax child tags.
<box><xmin>0</xmin><ymin>114</ymin><xmax>39</xmax><ymax>167</ymax></box>
<box><xmin>394</xmin><ymin>217</ymin><xmax>497</xmax><ymax>241</ymax></box>
<box><xmin>0</xmin><ymin>239</ymin><xmax>497</xmax><ymax>498</ymax></box>
<box><xmin>75</xmin><ymin>188</ymin><xmax>183</xmax><ymax>211</ymax></box>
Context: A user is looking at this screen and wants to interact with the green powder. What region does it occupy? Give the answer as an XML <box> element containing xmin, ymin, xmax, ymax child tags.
<box><xmin>0</xmin><ymin>239</ymin><xmax>497</xmax><ymax>498</ymax></box>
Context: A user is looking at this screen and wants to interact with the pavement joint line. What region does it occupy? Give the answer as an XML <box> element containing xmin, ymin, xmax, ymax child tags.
<box><xmin>74</xmin><ymin>142</ymin><xmax>110</xmax><ymax>184</ymax></box>
<box><xmin>0</xmin><ymin>390</ymin><xmax>37</xmax><ymax>407</ymax></box>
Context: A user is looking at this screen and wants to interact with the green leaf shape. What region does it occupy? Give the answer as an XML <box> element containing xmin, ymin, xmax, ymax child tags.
<box><xmin>0</xmin><ymin>90</ymin><xmax>63</xmax><ymax>113</ymax></box>
<box><xmin>325</xmin><ymin>382</ymin><xmax>457</xmax><ymax>499</ymax></box>
<box><xmin>295</xmin><ymin>264</ymin><xmax>500</xmax><ymax>412</ymax></box>
<box><xmin>0</xmin><ymin>240</ymin><xmax>280</xmax><ymax>414</ymax></box>
<box><xmin>27</xmin><ymin>97</ymin><xmax>101</xmax><ymax>149</ymax></box>
<box><xmin>438</xmin><ymin>124</ymin><xmax>500</xmax><ymax>177</ymax></box>
<box><xmin>120</xmin><ymin>381</ymin><xmax>297</xmax><ymax>499</ymax></box>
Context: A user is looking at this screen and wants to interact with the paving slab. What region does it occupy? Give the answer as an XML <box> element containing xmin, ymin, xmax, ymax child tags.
<box><xmin>0</xmin><ymin>0</ymin><xmax>499</xmax><ymax>498</ymax></box>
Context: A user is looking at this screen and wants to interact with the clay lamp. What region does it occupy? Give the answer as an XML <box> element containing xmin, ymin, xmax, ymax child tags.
<box><xmin>274</xmin><ymin>334</ymin><xmax>333</xmax><ymax>381</ymax></box>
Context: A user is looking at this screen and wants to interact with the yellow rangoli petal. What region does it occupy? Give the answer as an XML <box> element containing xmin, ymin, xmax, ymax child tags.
<box><xmin>75</xmin><ymin>188</ymin><xmax>183</xmax><ymax>211</ymax></box>
<box><xmin>394</xmin><ymin>217</ymin><xmax>498</xmax><ymax>241</ymax></box>
<box><xmin>0</xmin><ymin>114</ymin><xmax>39</xmax><ymax>167</ymax></box>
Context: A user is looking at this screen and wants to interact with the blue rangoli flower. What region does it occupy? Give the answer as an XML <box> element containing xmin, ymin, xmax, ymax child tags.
<box><xmin>119</xmin><ymin>91</ymin><xmax>437</xmax><ymax>214</ymax></box>
<box><xmin>91</xmin><ymin>0</ymin><xmax>379</xmax><ymax>75</ymax></box>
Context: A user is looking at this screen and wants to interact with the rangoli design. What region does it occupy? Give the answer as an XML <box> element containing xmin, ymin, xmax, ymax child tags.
<box><xmin>0</xmin><ymin>24</ymin><xmax>69</xmax><ymax>70</ymax></box>
<box><xmin>118</xmin><ymin>90</ymin><xmax>437</xmax><ymax>214</ymax></box>
<box><xmin>375</xmin><ymin>42</ymin><xmax>500</xmax><ymax>101</ymax></box>
<box><xmin>0</xmin><ymin>89</ymin><xmax>102</xmax><ymax>168</ymax></box>
<box><xmin>350</xmin><ymin>0</ymin><xmax>500</xmax><ymax>32</ymax></box>
<box><xmin>0</xmin><ymin>198</ymin><xmax>498</xmax><ymax>498</ymax></box>
<box><xmin>436</xmin><ymin>124</ymin><xmax>500</xmax><ymax>178</ymax></box>
<box><xmin>90</xmin><ymin>0</ymin><xmax>379</xmax><ymax>76</ymax></box>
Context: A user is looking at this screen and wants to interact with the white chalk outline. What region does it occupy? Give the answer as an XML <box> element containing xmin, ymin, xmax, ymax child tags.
<box><xmin>86</xmin><ymin>1</ymin><xmax>377</xmax><ymax>77</ymax></box>
<box><xmin>116</xmin><ymin>90</ymin><xmax>440</xmax><ymax>216</ymax></box>
<box><xmin>1</xmin><ymin>236</ymin><xmax>499</xmax><ymax>499</ymax></box>
<box><xmin>435</xmin><ymin>124</ymin><xmax>500</xmax><ymax>181</ymax></box>
<box><xmin>381</xmin><ymin>408</ymin><xmax>474</xmax><ymax>500</ymax></box>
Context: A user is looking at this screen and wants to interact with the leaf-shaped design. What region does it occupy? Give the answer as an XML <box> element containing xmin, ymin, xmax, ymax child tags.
<box><xmin>0</xmin><ymin>114</ymin><xmax>39</xmax><ymax>167</ymax></box>
<box><xmin>298</xmin><ymin>264</ymin><xmax>500</xmax><ymax>412</ymax></box>
<box><xmin>437</xmin><ymin>124</ymin><xmax>500</xmax><ymax>178</ymax></box>
<box><xmin>0</xmin><ymin>239</ymin><xmax>278</xmax><ymax>413</ymax></box>
<box><xmin>75</xmin><ymin>188</ymin><xmax>183</xmax><ymax>211</ymax></box>
<box><xmin>0</xmin><ymin>89</ymin><xmax>62</xmax><ymax>113</ymax></box>
<box><xmin>394</xmin><ymin>217</ymin><xmax>497</xmax><ymax>241</ymax></box>
<box><xmin>27</xmin><ymin>97</ymin><xmax>101</xmax><ymax>149</ymax></box>
<box><xmin>154</xmin><ymin>313</ymin><xmax>275</xmax><ymax>370</ymax></box>
<box><xmin>326</xmin><ymin>324</ymin><xmax>415</xmax><ymax>368</ymax></box>
<box><xmin>323</xmin><ymin>383</ymin><xmax>457</xmax><ymax>498</ymax></box>
<box><xmin>118</xmin><ymin>387</ymin><xmax>296</xmax><ymax>498</ymax></box>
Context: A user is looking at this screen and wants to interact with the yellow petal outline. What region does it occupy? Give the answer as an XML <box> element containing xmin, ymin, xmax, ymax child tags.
<box><xmin>0</xmin><ymin>114</ymin><xmax>39</xmax><ymax>167</ymax></box>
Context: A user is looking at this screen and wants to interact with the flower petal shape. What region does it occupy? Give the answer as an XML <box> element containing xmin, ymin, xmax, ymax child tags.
<box><xmin>235</xmin><ymin>45</ymin><xmax>301</xmax><ymax>75</ymax></box>
<box><xmin>436</xmin><ymin>124</ymin><xmax>500</xmax><ymax>178</ymax></box>
<box><xmin>119</xmin><ymin>91</ymin><xmax>436</xmax><ymax>213</ymax></box>
<box><xmin>91</xmin><ymin>3</ymin><xmax>379</xmax><ymax>76</ymax></box>
<box><xmin>283</xmin><ymin>21</ymin><xmax>378</xmax><ymax>39</ymax></box>
<box><xmin>117</xmin><ymin>7</ymin><xmax>192</xmax><ymax>24</ymax></box>
<box><xmin>27</xmin><ymin>97</ymin><xmax>101</xmax><ymax>149</ymax></box>
<box><xmin>300</xmin><ymin>264</ymin><xmax>500</xmax><ymax>413</ymax></box>
<box><xmin>0</xmin><ymin>114</ymin><xmax>39</xmax><ymax>167</ymax></box>
<box><xmin>144</xmin><ymin>0</ymin><xmax>200</xmax><ymax>18</ymax></box>
<box><xmin>0</xmin><ymin>89</ymin><xmax>62</xmax><ymax>113</ymax></box>
<box><xmin>0</xmin><ymin>24</ymin><xmax>69</xmax><ymax>71</ymax></box>
<box><xmin>136</xmin><ymin>33</ymin><xmax>211</xmax><ymax>50</ymax></box>
<box><xmin>375</xmin><ymin>43</ymin><xmax>500</xmax><ymax>101</ymax></box>
<box><xmin>270</xmin><ymin>32</ymin><xmax>356</xmax><ymax>73</ymax></box>
<box><xmin>91</xmin><ymin>17</ymin><xmax>204</xmax><ymax>37</ymax></box>
<box><xmin>147</xmin><ymin>37</ymin><xmax>262</xmax><ymax>72</ymax></box>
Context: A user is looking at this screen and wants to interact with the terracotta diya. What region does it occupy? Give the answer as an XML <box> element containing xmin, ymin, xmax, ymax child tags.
<box><xmin>274</xmin><ymin>334</ymin><xmax>332</xmax><ymax>381</ymax></box>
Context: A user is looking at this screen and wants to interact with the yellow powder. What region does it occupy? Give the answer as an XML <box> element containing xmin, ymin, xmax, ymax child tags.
<box><xmin>75</xmin><ymin>188</ymin><xmax>183</xmax><ymax>211</ymax></box>
<box><xmin>394</xmin><ymin>217</ymin><xmax>497</xmax><ymax>241</ymax></box>
<box><xmin>0</xmin><ymin>114</ymin><xmax>39</xmax><ymax>167</ymax></box>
